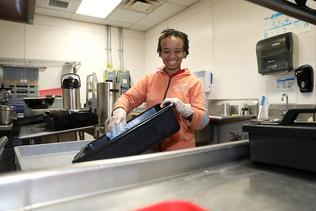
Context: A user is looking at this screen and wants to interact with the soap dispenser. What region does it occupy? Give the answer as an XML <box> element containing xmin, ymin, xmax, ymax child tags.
<box><xmin>295</xmin><ymin>65</ymin><xmax>313</xmax><ymax>92</ymax></box>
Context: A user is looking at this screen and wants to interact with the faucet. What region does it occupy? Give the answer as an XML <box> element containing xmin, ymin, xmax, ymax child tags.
<box><xmin>280</xmin><ymin>93</ymin><xmax>289</xmax><ymax>116</ymax></box>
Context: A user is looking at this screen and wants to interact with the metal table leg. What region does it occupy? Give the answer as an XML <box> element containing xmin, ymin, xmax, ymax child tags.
<box><xmin>78</xmin><ymin>131</ymin><xmax>84</xmax><ymax>140</ymax></box>
<box><xmin>29</xmin><ymin>139</ymin><xmax>35</xmax><ymax>145</ymax></box>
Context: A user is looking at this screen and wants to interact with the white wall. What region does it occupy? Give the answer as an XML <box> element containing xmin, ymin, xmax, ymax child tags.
<box><xmin>145</xmin><ymin>0</ymin><xmax>316</xmax><ymax>105</ymax></box>
<box><xmin>144</xmin><ymin>0</ymin><xmax>213</xmax><ymax>74</ymax></box>
<box><xmin>0</xmin><ymin>15</ymin><xmax>145</xmax><ymax>105</ymax></box>
<box><xmin>1</xmin><ymin>0</ymin><xmax>316</xmax><ymax>106</ymax></box>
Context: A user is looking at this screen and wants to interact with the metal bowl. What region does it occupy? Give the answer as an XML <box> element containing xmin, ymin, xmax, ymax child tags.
<box><xmin>23</xmin><ymin>97</ymin><xmax>55</xmax><ymax>109</ymax></box>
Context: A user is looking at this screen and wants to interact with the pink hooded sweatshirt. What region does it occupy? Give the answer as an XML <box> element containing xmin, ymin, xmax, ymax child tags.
<box><xmin>113</xmin><ymin>67</ymin><xmax>209</xmax><ymax>151</ymax></box>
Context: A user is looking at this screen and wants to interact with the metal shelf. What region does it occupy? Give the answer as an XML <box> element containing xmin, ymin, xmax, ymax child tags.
<box><xmin>0</xmin><ymin>57</ymin><xmax>80</xmax><ymax>68</ymax></box>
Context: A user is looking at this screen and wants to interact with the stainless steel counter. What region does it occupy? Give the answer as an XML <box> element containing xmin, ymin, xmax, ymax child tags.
<box><xmin>36</xmin><ymin>160</ymin><xmax>316</xmax><ymax>211</ymax></box>
<box><xmin>1</xmin><ymin>140</ymin><xmax>316</xmax><ymax>210</ymax></box>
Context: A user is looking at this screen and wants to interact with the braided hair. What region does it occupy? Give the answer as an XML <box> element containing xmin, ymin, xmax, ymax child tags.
<box><xmin>157</xmin><ymin>28</ymin><xmax>189</xmax><ymax>58</ymax></box>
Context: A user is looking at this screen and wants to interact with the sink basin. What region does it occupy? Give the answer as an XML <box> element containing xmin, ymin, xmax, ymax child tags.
<box><xmin>268</xmin><ymin>118</ymin><xmax>281</xmax><ymax>123</ymax></box>
<box><xmin>209</xmin><ymin>115</ymin><xmax>256</xmax><ymax>123</ymax></box>
<box><xmin>251</xmin><ymin>118</ymin><xmax>281</xmax><ymax>125</ymax></box>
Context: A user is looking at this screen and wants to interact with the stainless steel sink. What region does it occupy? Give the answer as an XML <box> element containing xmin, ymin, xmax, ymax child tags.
<box><xmin>209</xmin><ymin>115</ymin><xmax>257</xmax><ymax>122</ymax></box>
<box><xmin>251</xmin><ymin>118</ymin><xmax>281</xmax><ymax>125</ymax></box>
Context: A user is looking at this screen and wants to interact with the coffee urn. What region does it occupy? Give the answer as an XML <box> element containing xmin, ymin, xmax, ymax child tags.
<box><xmin>61</xmin><ymin>73</ymin><xmax>81</xmax><ymax>111</ymax></box>
<box><xmin>97</xmin><ymin>81</ymin><xmax>120</xmax><ymax>133</ymax></box>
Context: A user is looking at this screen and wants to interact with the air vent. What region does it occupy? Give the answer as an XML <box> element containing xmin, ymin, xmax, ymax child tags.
<box><xmin>120</xmin><ymin>0</ymin><xmax>166</xmax><ymax>13</ymax></box>
<box><xmin>48</xmin><ymin>0</ymin><xmax>69</xmax><ymax>9</ymax></box>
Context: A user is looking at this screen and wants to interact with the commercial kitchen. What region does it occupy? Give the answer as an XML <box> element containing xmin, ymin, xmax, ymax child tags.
<box><xmin>1</xmin><ymin>0</ymin><xmax>316</xmax><ymax>210</ymax></box>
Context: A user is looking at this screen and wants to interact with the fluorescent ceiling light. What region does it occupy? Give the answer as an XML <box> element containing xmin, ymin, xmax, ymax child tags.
<box><xmin>76</xmin><ymin>0</ymin><xmax>122</xmax><ymax>18</ymax></box>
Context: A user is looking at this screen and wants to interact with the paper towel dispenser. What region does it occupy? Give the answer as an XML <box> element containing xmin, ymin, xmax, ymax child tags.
<box><xmin>256</xmin><ymin>32</ymin><xmax>297</xmax><ymax>75</ymax></box>
<box><xmin>193</xmin><ymin>70</ymin><xmax>213</xmax><ymax>93</ymax></box>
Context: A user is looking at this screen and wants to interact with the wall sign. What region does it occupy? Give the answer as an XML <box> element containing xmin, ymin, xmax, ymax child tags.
<box><xmin>276</xmin><ymin>76</ymin><xmax>296</xmax><ymax>91</ymax></box>
<box><xmin>263</xmin><ymin>12</ymin><xmax>311</xmax><ymax>38</ymax></box>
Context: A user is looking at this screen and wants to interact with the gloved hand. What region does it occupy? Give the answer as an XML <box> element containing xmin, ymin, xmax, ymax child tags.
<box><xmin>161</xmin><ymin>98</ymin><xmax>193</xmax><ymax>118</ymax></box>
<box><xmin>107</xmin><ymin>108</ymin><xmax>127</xmax><ymax>139</ymax></box>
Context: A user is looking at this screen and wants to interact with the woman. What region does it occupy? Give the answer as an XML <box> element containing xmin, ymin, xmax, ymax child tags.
<box><xmin>108</xmin><ymin>28</ymin><xmax>209</xmax><ymax>151</ymax></box>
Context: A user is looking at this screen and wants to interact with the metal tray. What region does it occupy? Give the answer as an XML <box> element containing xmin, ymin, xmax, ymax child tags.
<box><xmin>14</xmin><ymin>140</ymin><xmax>91</xmax><ymax>171</ymax></box>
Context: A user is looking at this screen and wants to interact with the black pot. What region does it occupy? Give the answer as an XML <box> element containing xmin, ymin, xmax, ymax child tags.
<box><xmin>23</xmin><ymin>97</ymin><xmax>55</xmax><ymax>109</ymax></box>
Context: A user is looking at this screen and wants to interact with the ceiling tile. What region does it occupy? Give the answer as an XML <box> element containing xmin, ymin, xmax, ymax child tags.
<box><xmin>136</xmin><ymin>2</ymin><xmax>185</xmax><ymax>27</ymax></box>
<box><xmin>102</xmin><ymin>19</ymin><xmax>133</xmax><ymax>28</ymax></box>
<box><xmin>36</xmin><ymin>0</ymin><xmax>81</xmax><ymax>12</ymax></box>
<box><xmin>107</xmin><ymin>8</ymin><xmax>146</xmax><ymax>23</ymax></box>
<box><xmin>71</xmin><ymin>14</ymin><xmax>104</xmax><ymax>24</ymax></box>
<box><xmin>168</xmin><ymin>0</ymin><xmax>199</xmax><ymax>6</ymax></box>
<box><xmin>35</xmin><ymin>0</ymin><xmax>48</xmax><ymax>7</ymax></box>
<box><xmin>36</xmin><ymin>7</ymin><xmax>73</xmax><ymax>19</ymax></box>
<box><xmin>34</xmin><ymin>0</ymin><xmax>199</xmax><ymax>31</ymax></box>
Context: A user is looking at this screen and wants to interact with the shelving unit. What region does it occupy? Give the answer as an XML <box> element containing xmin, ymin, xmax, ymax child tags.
<box><xmin>0</xmin><ymin>57</ymin><xmax>80</xmax><ymax>68</ymax></box>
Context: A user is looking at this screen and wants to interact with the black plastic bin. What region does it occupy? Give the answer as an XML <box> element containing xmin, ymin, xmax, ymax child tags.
<box><xmin>243</xmin><ymin>109</ymin><xmax>316</xmax><ymax>173</ymax></box>
<box><xmin>44</xmin><ymin>111</ymin><xmax>98</xmax><ymax>130</ymax></box>
<box><xmin>73</xmin><ymin>103</ymin><xmax>180</xmax><ymax>163</ymax></box>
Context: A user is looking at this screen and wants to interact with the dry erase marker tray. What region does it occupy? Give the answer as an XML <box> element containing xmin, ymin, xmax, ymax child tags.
<box><xmin>73</xmin><ymin>103</ymin><xmax>180</xmax><ymax>163</ymax></box>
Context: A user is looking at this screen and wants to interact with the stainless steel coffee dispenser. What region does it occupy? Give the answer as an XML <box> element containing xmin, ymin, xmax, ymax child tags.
<box><xmin>61</xmin><ymin>73</ymin><xmax>81</xmax><ymax>111</ymax></box>
<box><xmin>97</xmin><ymin>81</ymin><xmax>120</xmax><ymax>133</ymax></box>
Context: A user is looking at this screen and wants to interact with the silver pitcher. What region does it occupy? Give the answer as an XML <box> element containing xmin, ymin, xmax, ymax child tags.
<box><xmin>61</xmin><ymin>73</ymin><xmax>81</xmax><ymax>111</ymax></box>
<box><xmin>0</xmin><ymin>105</ymin><xmax>15</xmax><ymax>125</ymax></box>
<box><xmin>97</xmin><ymin>81</ymin><xmax>120</xmax><ymax>133</ymax></box>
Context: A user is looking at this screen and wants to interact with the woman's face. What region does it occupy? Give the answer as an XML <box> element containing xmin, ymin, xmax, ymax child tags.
<box><xmin>160</xmin><ymin>36</ymin><xmax>186</xmax><ymax>74</ymax></box>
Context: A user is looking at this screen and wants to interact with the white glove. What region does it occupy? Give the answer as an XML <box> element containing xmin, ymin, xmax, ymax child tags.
<box><xmin>161</xmin><ymin>98</ymin><xmax>193</xmax><ymax>118</ymax></box>
<box><xmin>107</xmin><ymin>108</ymin><xmax>127</xmax><ymax>138</ymax></box>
